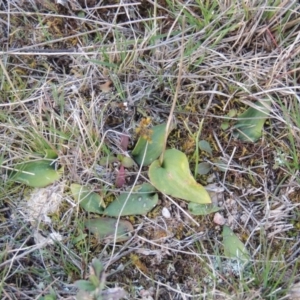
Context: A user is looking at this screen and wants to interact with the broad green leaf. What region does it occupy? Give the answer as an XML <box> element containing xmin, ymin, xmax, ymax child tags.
<box><xmin>197</xmin><ymin>162</ymin><xmax>211</xmax><ymax>175</ymax></box>
<box><xmin>85</xmin><ymin>217</ymin><xmax>133</xmax><ymax>242</ymax></box>
<box><xmin>149</xmin><ymin>149</ymin><xmax>211</xmax><ymax>204</ymax></box>
<box><xmin>75</xmin><ymin>280</ymin><xmax>96</xmax><ymax>292</ymax></box>
<box><xmin>199</xmin><ymin>140</ymin><xmax>212</xmax><ymax>155</ymax></box>
<box><xmin>132</xmin><ymin>123</ymin><xmax>169</xmax><ymax>166</ymax></box>
<box><xmin>9</xmin><ymin>160</ymin><xmax>62</xmax><ymax>187</ymax></box>
<box><xmin>70</xmin><ymin>184</ymin><xmax>104</xmax><ymax>214</ymax></box>
<box><xmin>188</xmin><ymin>202</ymin><xmax>221</xmax><ymax>215</ymax></box>
<box><xmin>222</xmin><ymin>225</ymin><xmax>250</xmax><ymax>264</ymax></box>
<box><xmin>103</xmin><ymin>183</ymin><xmax>158</xmax><ymax>216</ymax></box>
<box><xmin>233</xmin><ymin>100</ymin><xmax>271</xmax><ymax>142</ymax></box>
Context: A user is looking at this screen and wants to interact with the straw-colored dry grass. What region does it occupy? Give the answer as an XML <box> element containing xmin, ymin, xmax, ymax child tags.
<box><xmin>1</xmin><ymin>0</ymin><xmax>300</xmax><ymax>299</ymax></box>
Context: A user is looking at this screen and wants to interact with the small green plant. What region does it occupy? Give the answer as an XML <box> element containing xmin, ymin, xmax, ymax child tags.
<box><xmin>233</xmin><ymin>99</ymin><xmax>272</xmax><ymax>142</ymax></box>
<box><xmin>75</xmin><ymin>258</ymin><xmax>126</xmax><ymax>300</ymax></box>
<box><xmin>222</xmin><ymin>225</ymin><xmax>250</xmax><ymax>265</ymax></box>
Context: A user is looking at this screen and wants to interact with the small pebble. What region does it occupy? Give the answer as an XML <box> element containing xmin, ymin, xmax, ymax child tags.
<box><xmin>162</xmin><ymin>207</ymin><xmax>171</xmax><ymax>219</ymax></box>
<box><xmin>213</xmin><ymin>212</ymin><xmax>225</xmax><ymax>225</ymax></box>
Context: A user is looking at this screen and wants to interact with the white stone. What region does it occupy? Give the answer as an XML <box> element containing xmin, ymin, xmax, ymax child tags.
<box><xmin>213</xmin><ymin>212</ymin><xmax>225</xmax><ymax>225</ymax></box>
<box><xmin>162</xmin><ymin>207</ymin><xmax>171</xmax><ymax>219</ymax></box>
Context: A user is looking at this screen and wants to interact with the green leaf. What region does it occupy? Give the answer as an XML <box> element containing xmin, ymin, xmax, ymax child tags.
<box><xmin>120</xmin><ymin>156</ymin><xmax>135</xmax><ymax>168</ymax></box>
<box><xmin>197</xmin><ymin>162</ymin><xmax>211</xmax><ymax>175</ymax></box>
<box><xmin>228</xmin><ymin>109</ymin><xmax>238</xmax><ymax>117</ymax></box>
<box><xmin>198</xmin><ymin>140</ymin><xmax>212</xmax><ymax>155</ymax></box>
<box><xmin>85</xmin><ymin>217</ymin><xmax>133</xmax><ymax>242</ymax></box>
<box><xmin>91</xmin><ymin>258</ymin><xmax>104</xmax><ymax>278</ymax></box>
<box><xmin>149</xmin><ymin>149</ymin><xmax>211</xmax><ymax>204</ymax></box>
<box><xmin>39</xmin><ymin>296</ymin><xmax>56</xmax><ymax>300</ymax></box>
<box><xmin>75</xmin><ymin>280</ymin><xmax>96</xmax><ymax>292</ymax></box>
<box><xmin>72</xmin><ymin>232</ymin><xmax>87</xmax><ymax>244</ymax></box>
<box><xmin>188</xmin><ymin>202</ymin><xmax>221</xmax><ymax>215</ymax></box>
<box><xmin>99</xmin><ymin>156</ymin><xmax>118</xmax><ymax>166</ymax></box>
<box><xmin>43</xmin><ymin>149</ymin><xmax>58</xmax><ymax>159</ymax></box>
<box><xmin>89</xmin><ymin>275</ymin><xmax>100</xmax><ymax>288</ymax></box>
<box><xmin>70</xmin><ymin>184</ymin><xmax>104</xmax><ymax>214</ymax></box>
<box><xmin>220</xmin><ymin>121</ymin><xmax>230</xmax><ymax>131</ymax></box>
<box><xmin>9</xmin><ymin>160</ymin><xmax>62</xmax><ymax>187</ymax></box>
<box><xmin>222</xmin><ymin>225</ymin><xmax>250</xmax><ymax>264</ymax></box>
<box><xmin>103</xmin><ymin>183</ymin><xmax>158</xmax><ymax>216</ymax></box>
<box><xmin>77</xmin><ymin>11</ymin><xmax>86</xmax><ymax>18</ymax></box>
<box><xmin>132</xmin><ymin>123</ymin><xmax>169</xmax><ymax>166</ymax></box>
<box><xmin>233</xmin><ymin>100</ymin><xmax>271</xmax><ymax>142</ymax></box>
<box><xmin>214</xmin><ymin>158</ymin><xmax>228</xmax><ymax>172</ymax></box>
<box><xmin>221</xmin><ymin>109</ymin><xmax>237</xmax><ymax>131</ymax></box>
